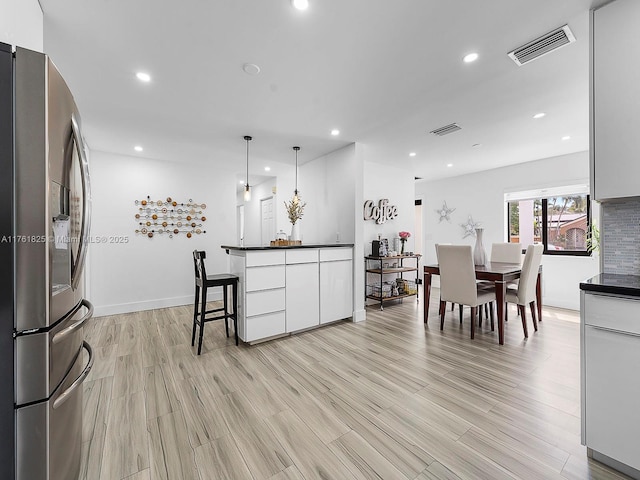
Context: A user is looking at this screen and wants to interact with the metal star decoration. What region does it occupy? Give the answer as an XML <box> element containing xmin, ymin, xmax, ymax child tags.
<box><xmin>436</xmin><ymin>201</ymin><xmax>455</xmax><ymax>223</ymax></box>
<box><xmin>460</xmin><ymin>215</ymin><xmax>481</xmax><ymax>238</ymax></box>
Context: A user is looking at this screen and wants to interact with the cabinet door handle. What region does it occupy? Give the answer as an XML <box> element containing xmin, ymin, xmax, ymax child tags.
<box><xmin>588</xmin><ymin>324</ymin><xmax>640</xmax><ymax>338</ymax></box>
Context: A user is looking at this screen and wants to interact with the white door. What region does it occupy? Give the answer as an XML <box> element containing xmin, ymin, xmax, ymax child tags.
<box><xmin>261</xmin><ymin>197</ymin><xmax>275</xmax><ymax>246</ymax></box>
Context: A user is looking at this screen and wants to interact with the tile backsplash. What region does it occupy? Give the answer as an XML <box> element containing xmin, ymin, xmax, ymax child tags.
<box><xmin>602</xmin><ymin>198</ymin><xmax>640</xmax><ymax>275</ymax></box>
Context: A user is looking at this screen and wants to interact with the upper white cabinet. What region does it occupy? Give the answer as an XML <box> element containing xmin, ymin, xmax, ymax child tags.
<box><xmin>591</xmin><ymin>0</ymin><xmax>640</xmax><ymax>200</ymax></box>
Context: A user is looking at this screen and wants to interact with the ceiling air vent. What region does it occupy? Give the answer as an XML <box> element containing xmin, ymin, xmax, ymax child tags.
<box><xmin>508</xmin><ymin>25</ymin><xmax>576</xmax><ymax>66</ymax></box>
<box><xmin>430</xmin><ymin>123</ymin><xmax>461</xmax><ymax>136</ymax></box>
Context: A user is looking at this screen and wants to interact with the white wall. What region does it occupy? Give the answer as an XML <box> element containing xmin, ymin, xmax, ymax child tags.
<box><xmin>416</xmin><ymin>151</ymin><xmax>599</xmax><ymax>310</ymax></box>
<box><xmin>298</xmin><ymin>144</ymin><xmax>357</xmax><ymax>244</ymax></box>
<box><xmin>1</xmin><ymin>0</ymin><xmax>43</xmax><ymax>52</ymax></box>
<box><xmin>240</xmin><ymin>177</ymin><xmax>277</xmax><ymax>246</ymax></box>
<box><xmin>363</xmin><ymin>158</ymin><xmax>416</xmax><ymax>254</ymax></box>
<box><xmin>88</xmin><ymin>150</ymin><xmax>237</xmax><ymax>316</ymax></box>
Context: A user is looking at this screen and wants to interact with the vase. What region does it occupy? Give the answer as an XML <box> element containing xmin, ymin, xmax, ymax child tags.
<box><xmin>400</xmin><ymin>239</ymin><xmax>406</xmax><ymax>255</ymax></box>
<box><xmin>291</xmin><ymin>222</ymin><xmax>300</xmax><ymax>242</ymax></box>
<box><xmin>473</xmin><ymin>228</ymin><xmax>487</xmax><ymax>266</ymax></box>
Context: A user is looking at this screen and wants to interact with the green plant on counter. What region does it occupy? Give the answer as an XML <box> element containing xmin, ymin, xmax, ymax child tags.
<box><xmin>587</xmin><ymin>222</ymin><xmax>600</xmax><ymax>253</ymax></box>
<box><xmin>284</xmin><ymin>196</ymin><xmax>306</xmax><ymax>224</ymax></box>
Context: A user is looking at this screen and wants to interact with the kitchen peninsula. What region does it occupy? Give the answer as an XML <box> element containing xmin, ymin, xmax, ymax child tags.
<box><xmin>222</xmin><ymin>244</ymin><xmax>354</xmax><ymax>343</ymax></box>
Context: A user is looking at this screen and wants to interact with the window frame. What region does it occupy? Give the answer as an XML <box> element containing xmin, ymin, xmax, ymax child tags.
<box><xmin>507</xmin><ymin>194</ymin><xmax>591</xmax><ymax>257</ymax></box>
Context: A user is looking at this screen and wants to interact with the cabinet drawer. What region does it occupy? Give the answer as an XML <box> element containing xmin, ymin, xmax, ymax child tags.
<box><xmin>286</xmin><ymin>249</ymin><xmax>318</xmax><ymax>264</ymax></box>
<box><xmin>584</xmin><ymin>293</ymin><xmax>640</xmax><ymax>335</ymax></box>
<box><xmin>246</xmin><ymin>251</ymin><xmax>285</xmax><ymax>267</ymax></box>
<box><xmin>245</xmin><ymin>311</ymin><xmax>286</xmax><ymax>342</ymax></box>
<box><xmin>246</xmin><ymin>265</ymin><xmax>285</xmax><ymax>292</ymax></box>
<box><xmin>320</xmin><ymin>248</ymin><xmax>353</xmax><ymax>262</ymax></box>
<box><xmin>246</xmin><ymin>288</ymin><xmax>285</xmax><ymax>317</ymax></box>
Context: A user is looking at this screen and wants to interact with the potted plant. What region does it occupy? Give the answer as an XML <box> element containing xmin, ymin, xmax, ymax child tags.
<box><xmin>399</xmin><ymin>231</ymin><xmax>411</xmax><ymax>255</ymax></box>
<box><xmin>284</xmin><ymin>196</ymin><xmax>306</xmax><ymax>241</ymax></box>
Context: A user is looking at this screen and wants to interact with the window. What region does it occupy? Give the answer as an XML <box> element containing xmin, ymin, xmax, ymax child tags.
<box><xmin>507</xmin><ymin>193</ymin><xmax>590</xmax><ymax>256</ymax></box>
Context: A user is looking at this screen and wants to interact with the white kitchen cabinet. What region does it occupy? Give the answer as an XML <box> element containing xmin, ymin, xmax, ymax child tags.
<box><xmin>229</xmin><ymin>250</ymin><xmax>286</xmax><ymax>342</ymax></box>
<box><xmin>591</xmin><ymin>0</ymin><xmax>640</xmax><ymax>200</ymax></box>
<box><xmin>581</xmin><ymin>291</ymin><xmax>640</xmax><ymax>475</ymax></box>
<box><xmin>286</xmin><ymin>261</ymin><xmax>320</xmax><ymax>332</ymax></box>
<box><xmin>320</xmin><ymin>248</ymin><xmax>353</xmax><ymax>324</ymax></box>
<box><xmin>226</xmin><ymin>245</ymin><xmax>353</xmax><ymax>343</ymax></box>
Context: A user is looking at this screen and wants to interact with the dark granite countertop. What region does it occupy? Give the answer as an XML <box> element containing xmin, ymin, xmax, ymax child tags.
<box><xmin>222</xmin><ymin>244</ymin><xmax>354</xmax><ymax>251</ymax></box>
<box><xmin>580</xmin><ymin>273</ymin><xmax>640</xmax><ymax>297</ymax></box>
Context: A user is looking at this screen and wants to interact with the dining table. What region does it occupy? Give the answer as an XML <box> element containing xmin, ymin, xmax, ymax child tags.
<box><xmin>423</xmin><ymin>261</ymin><xmax>542</xmax><ymax>345</ymax></box>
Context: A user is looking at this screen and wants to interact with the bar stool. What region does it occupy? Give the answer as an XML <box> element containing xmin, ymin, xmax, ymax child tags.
<box><xmin>192</xmin><ymin>250</ymin><xmax>239</xmax><ymax>354</ymax></box>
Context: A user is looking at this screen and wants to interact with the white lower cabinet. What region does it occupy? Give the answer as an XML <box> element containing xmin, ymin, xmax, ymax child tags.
<box><xmin>228</xmin><ymin>246</ymin><xmax>353</xmax><ymax>343</ymax></box>
<box><xmin>286</xmin><ymin>261</ymin><xmax>319</xmax><ymax>332</ymax></box>
<box><xmin>320</xmin><ymin>260</ymin><xmax>353</xmax><ymax>324</ymax></box>
<box><xmin>582</xmin><ymin>292</ymin><xmax>640</xmax><ymax>473</ymax></box>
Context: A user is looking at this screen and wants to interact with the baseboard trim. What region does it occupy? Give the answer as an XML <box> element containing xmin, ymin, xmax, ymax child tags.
<box><xmin>93</xmin><ymin>291</ymin><xmax>222</xmax><ymax>317</ymax></box>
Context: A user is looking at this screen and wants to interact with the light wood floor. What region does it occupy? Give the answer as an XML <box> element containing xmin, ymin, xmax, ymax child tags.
<box><xmin>81</xmin><ymin>291</ymin><xmax>630</xmax><ymax>480</ymax></box>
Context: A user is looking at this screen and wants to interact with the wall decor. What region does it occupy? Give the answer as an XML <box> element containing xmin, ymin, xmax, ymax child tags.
<box><xmin>134</xmin><ymin>195</ymin><xmax>207</xmax><ymax>238</ymax></box>
<box><xmin>460</xmin><ymin>215</ymin><xmax>480</xmax><ymax>238</ymax></box>
<box><xmin>436</xmin><ymin>201</ymin><xmax>455</xmax><ymax>222</ymax></box>
<box><xmin>363</xmin><ymin>198</ymin><xmax>398</xmax><ymax>224</ymax></box>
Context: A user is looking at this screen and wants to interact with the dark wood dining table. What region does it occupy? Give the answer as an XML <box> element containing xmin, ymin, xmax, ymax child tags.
<box><xmin>423</xmin><ymin>262</ymin><xmax>542</xmax><ymax>345</ymax></box>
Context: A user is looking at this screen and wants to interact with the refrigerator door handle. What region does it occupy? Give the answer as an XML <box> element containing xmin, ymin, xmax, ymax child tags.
<box><xmin>70</xmin><ymin>113</ymin><xmax>91</xmax><ymax>290</ymax></box>
<box><xmin>52</xmin><ymin>299</ymin><xmax>94</xmax><ymax>345</ymax></box>
<box><xmin>53</xmin><ymin>341</ymin><xmax>93</xmax><ymax>410</ymax></box>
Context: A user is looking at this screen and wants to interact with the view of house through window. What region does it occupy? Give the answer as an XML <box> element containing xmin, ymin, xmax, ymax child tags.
<box><xmin>508</xmin><ymin>193</ymin><xmax>590</xmax><ymax>255</ymax></box>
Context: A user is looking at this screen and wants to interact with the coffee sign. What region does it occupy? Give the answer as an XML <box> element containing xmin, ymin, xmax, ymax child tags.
<box><xmin>363</xmin><ymin>198</ymin><xmax>398</xmax><ymax>224</ymax></box>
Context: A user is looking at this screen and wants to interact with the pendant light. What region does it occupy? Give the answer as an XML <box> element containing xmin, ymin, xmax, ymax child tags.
<box><xmin>243</xmin><ymin>135</ymin><xmax>252</xmax><ymax>202</ymax></box>
<box><xmin>292</xmin><ymin>146</ymin><xmax>300</xmax><ymax>204</ymax></box>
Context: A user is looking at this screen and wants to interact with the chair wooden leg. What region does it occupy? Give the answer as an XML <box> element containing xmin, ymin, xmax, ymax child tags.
<box><xmin>479</xmin><ymin>304</ymin><xmax>483</xmax><ymax>326</ymax></box>
<box><xmin>233</xmin><ymin>282</ymin><xmax>239</xmax><ymax>345</ymax></box>
<box><xmin>519</xmin><ymin>304</ymin><xmax>528</xmax><ymax>338</ymax></box>
<box><xmin>191</xmin><ymin>284</ymin><xmax>199</xmax><ymax>346</ymax></box>
<box><xmin>530</xmin><ymin>301</ymin><xmax>538</xmax><ymax>332</ymax></box>
<box><xmin>439</xmin><ymin>299</ymin><xmax>444</xmax><ymax>317</ymax></box>
<box><xmin>440</xmin><ymin>300</ymin><xmax>446</xmax><ymax>329</ymax></box>
<box><xmin>489</xmin><ymin>302</ymin><xmax>495</xmax><ymax>331</ymax></box>
<box><xmin>470</xmin><ymin>307</ymin><xmax>476</xmax><ymax>339</ymax></box>
<box><xmin>223</xmin><ymin>285</ymin><xmax>229</xmax><ymax>338</ymax></box>
<box><xmin>459</xmin><ymin>304</ymin><xmax>463</xmax><ymax>325</ymax></box>
<box><xmin>505</xmin><ymin>303</ymin><xmax>508</xmax><ymax>322</ymax></box>
<box><xmin>451</xmin><ymin>303</ymin><xmax>455</xmax><ymax>312</ymax></box>
<box><xmin>197</xmin><ymin>286</ymin><xmax>207</xmax><ymax>355</ymax></box>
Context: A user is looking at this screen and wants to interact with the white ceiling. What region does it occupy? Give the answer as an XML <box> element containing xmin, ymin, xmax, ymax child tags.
<box><xmin>40</xmin><ymin>0</ymin><xmax>605</xmax><ymax>183</ymax></box>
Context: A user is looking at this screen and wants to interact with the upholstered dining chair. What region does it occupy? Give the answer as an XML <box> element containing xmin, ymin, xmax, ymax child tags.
<box><xmin>490</xmin><ymin>242</ymin><xmax>522</xmax><ymax>264</ymax></box>
<box><xmin>505</xmin><ymin>244</ymin><xmax>544</xmax><ymax>338</ymax></box>
<box><xmin>437</xmin><ymin>245</ymin><xmax>496</xmax><ymax>339</ymax></box>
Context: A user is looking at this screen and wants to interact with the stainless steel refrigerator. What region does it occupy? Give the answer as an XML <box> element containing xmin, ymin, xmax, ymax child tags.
<box><xmin>0</xmin><ymin>43</ymin><xmax>94</xmax><ymax>480</ymax></box>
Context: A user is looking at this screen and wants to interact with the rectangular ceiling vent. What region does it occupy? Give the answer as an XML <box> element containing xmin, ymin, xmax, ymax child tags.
<box><xmin>508</xmin><ymin>25</ymin><xmax>576</xmax><ymax>66</ymax></box>
<box><xmin>430</xmin><ymin>123</ymin><xmax>461</xmax><ymax>136</ymax></box>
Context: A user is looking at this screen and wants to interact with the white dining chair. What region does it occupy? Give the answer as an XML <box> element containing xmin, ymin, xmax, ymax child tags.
<box><xmin>491</xmin><ymin>242</ymin><xmax>522</xmax><ymax>264</ymax></box>
<box><xmin>437</xmin><ymin>245</ymin><xmax>496</xmax><ymax>339</ymax></box>
<box><xmin>505</xmin><ymin>244</ymin><xmax>544</xmax><ymax>338</ymax></box>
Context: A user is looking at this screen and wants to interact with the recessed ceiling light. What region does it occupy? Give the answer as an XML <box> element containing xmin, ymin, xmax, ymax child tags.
<box><xmin>331</xmin><ymin>129</ymin><xmax>340</xmax><ymax>136</ymax></box>
<box><xmin>136</xmin><ymin>72</ymin><xmax>151</xmax><ymax>82</ymax></box>
<box><xmin>409</xmin><ymin>152</ymin><xmax>416</xmax><ymax>157</ymax></box>
<box><xmin>242</xmin><ymin>63</ymin><xmax>261</xmax><ymax>75</ymax></box>
<box><xmin>264</xmin><ymin>166</ymin><xmax>271</xmax><ymax>172</ymax></box>
<box><xmin>562</xmin><ymin>135</ymin><xmax>571</xmax><ymax>140</ymax></box>
<box><xmin>292</xmin><ymin>0</ymin><xmax>309</xmax><ymax>10</ymax></box>
<box><xmin>463</xmin><ymin>52</ymin><xmax>479</xmax><ymax>63</ymax></box>
<box><xmin>533</xmin><ymin>112</ymin><xmax>546</xmax><ymax>119</ymax></box>
<box><xmin>447</xmin><ymin>163</ymin><xmax>453</xmax><ymax>167</ymax></box>
<box><xmin>239</xmin><ymin>180</ymin><xmax>245</xmax><ymax>185</ymax></box>
<box><xmin>134</xmin><ymin>145</ymin><xmax>143</xmax><ymax>152</ymax></box>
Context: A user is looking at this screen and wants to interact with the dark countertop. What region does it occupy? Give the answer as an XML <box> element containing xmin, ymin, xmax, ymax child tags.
<box><xmin>580</xmin><ymin>273</ymin><xmax>640</xmax><ymax>297</ymax></box>
<box><xmin>222</xmin><ymin>244</ymin><xmax>354</xmax><ymax>251</ymax></box>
